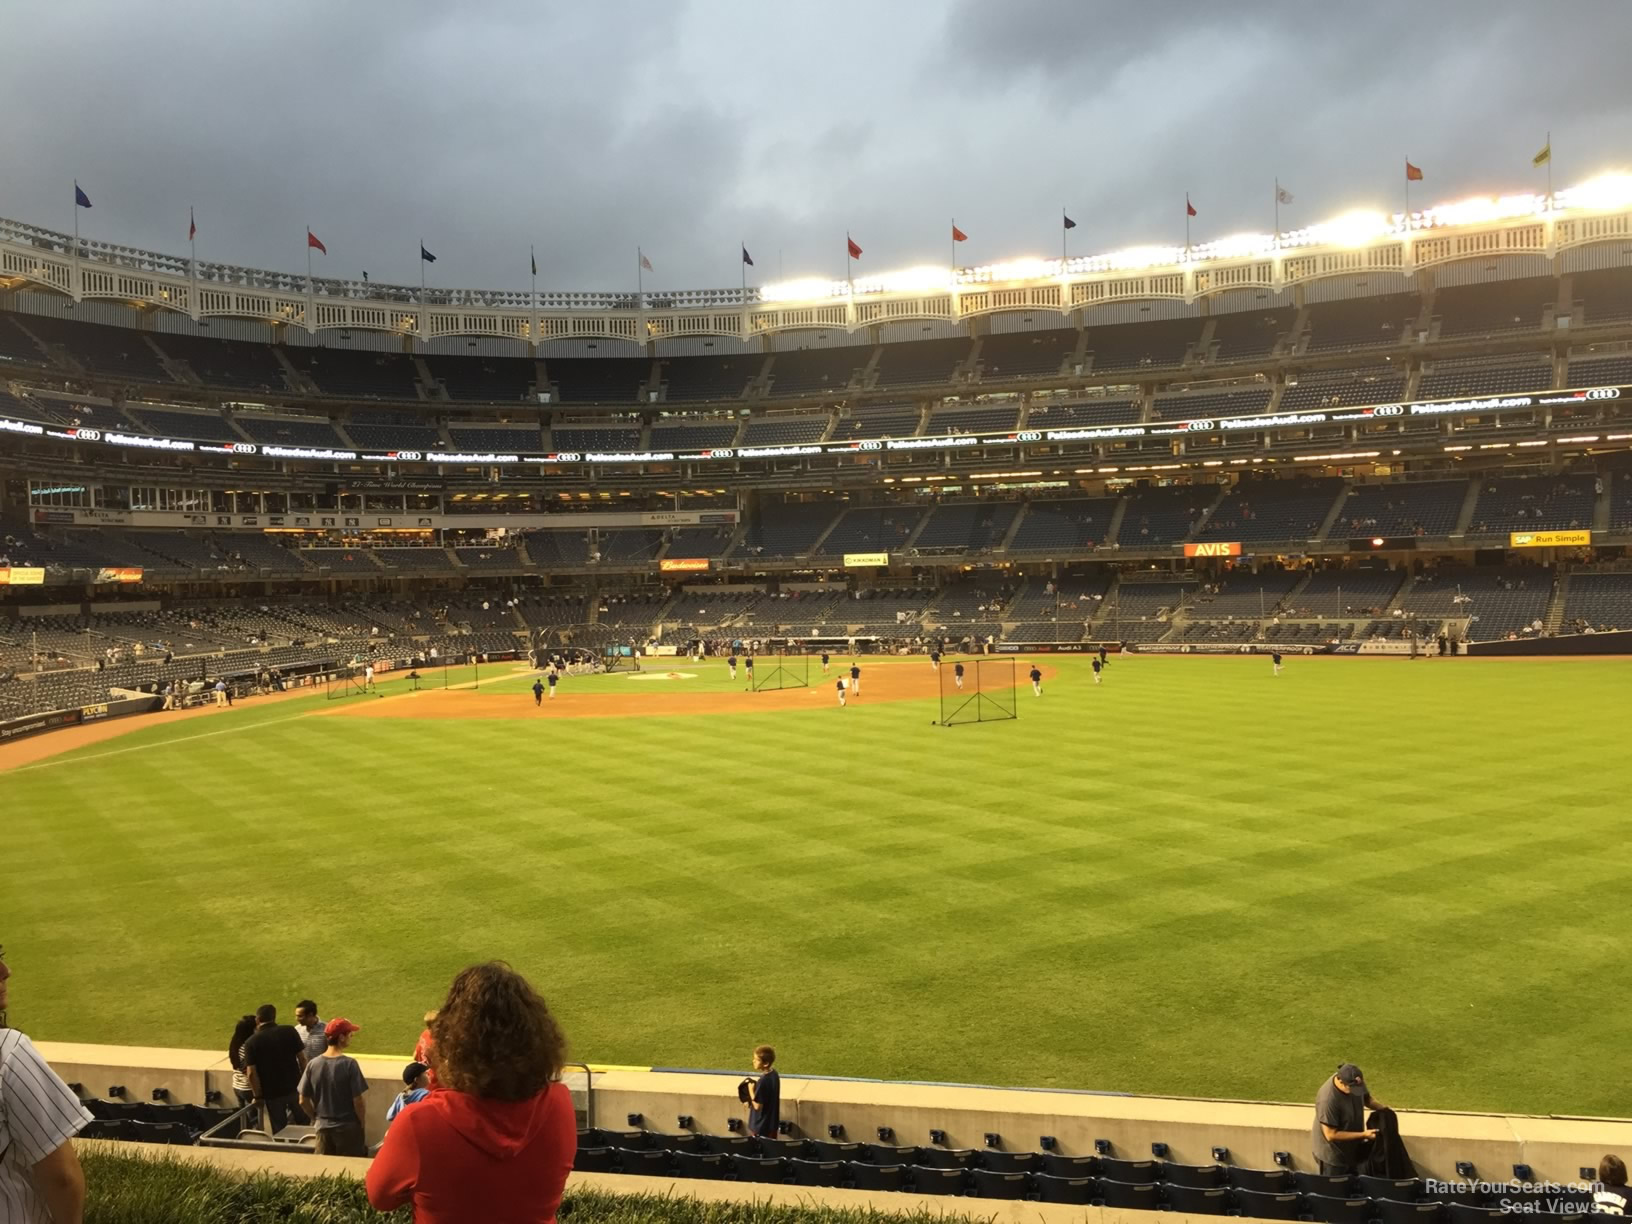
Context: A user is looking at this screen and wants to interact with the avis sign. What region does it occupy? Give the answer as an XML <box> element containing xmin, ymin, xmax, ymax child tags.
<box><xmin>1183</xmin><ymin>541</ymin><xmax>1242</xmax><ymax>557</ymax></box>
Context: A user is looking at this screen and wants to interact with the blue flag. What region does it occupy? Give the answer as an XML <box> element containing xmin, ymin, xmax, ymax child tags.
<box><xmin>1063</xmin><ymin>214</ymin><xmax>1076</xmax><ymax>230</ymax></box>
<box><xmin>75</xmin><ymin>183</ymin><xmax>93</xmax><ymax>209</ymax></box>
<box><xmin>742</xmin><ymin>246</ymin><xmax>753</xmax><ymax>267</ymax></box>
<box><xmin>420</xmin><ymin>245</ymin><xmax>436</xmax><ymax>263</ymax></box>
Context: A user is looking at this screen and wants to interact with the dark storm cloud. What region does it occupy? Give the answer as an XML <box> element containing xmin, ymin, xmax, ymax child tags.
<box><xmin>2</xmin><ymin>0</ymin><xmax>1630</xmax><ymax>293</ymax></box>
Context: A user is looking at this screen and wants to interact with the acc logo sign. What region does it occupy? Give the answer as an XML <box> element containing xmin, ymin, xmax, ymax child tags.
<box><xmin>1015</xmin><ymin>430</ymin><xmax>1042</xmax><ymax>443</ymax></box>
<box><xmin>229</xmin><ymin>442</ymin><xmax>258</xmax><ymax>454</ymax></box>
<box><xmin>1183</xmin><ymin>419</ymin><xmax>1215</xmax><ymax>431</ymax></box>
<box><xmin>1586</xmin><ymin>387</ymin><xmax>1621</xmax><ymax>400</ymax></box>
<box><xmin>73</xmin><ymin>428</ymin><xmax>102</xmax><ymax>442</ymax></box>
<box><xmin>1370</xmin><ymin>404</ymin><xmax>1404</xmax><ymax>417</ymax></box>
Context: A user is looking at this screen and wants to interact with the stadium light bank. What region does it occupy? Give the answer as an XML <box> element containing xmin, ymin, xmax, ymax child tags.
<box><xmin>758</xmin><ymin>172</ymin><xmax>1632</xmax><ymax>303</ymax></box>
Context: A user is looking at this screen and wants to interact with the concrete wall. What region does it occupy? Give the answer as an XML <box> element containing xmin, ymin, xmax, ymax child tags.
<box><xmin>44</xmin><ymin>1045</ymin><xmax>1632</xmax><ymax>1187</ymax></box>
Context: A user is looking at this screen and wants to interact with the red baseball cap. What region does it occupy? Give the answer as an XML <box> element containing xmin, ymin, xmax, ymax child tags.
<box><xmin>325</xmin><ymin>1017</ymin><xmax>360</xmax><ymax>1038</ymax></box>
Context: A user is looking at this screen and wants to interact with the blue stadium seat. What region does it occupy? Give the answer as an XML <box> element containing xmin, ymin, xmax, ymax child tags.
<box><xmin>787</xmin><ymin>1159</ymin><xmax>847</xmax><ymax>1188</ymax></box>
<box><xmin>1162</xmin><ymin>1184</ymin><xmax>1232</xmax><ymax>1215</ymax></box>
<box><xmin>1306</xmin><ymin>1194</ymin><xmax>1375</xmax><ymax>1224</ymax></box>
<box><xmin>969</xmin><ymin>1169</ymin><xmax>1029</xmax><ymax>1199</ymax></box>
<box><xmin>1033</xmin><ymin>1173</ymin><xmax>1099</xmax><ymax>1204</ymax></box>
<box><xmin>1098</xmin><ymin>1178</ymin><xmax>1160</xmax><ymax>1210</ymax></box>
<box><xmin>1232</xmin><ymin>1188</ymin><xmax>1304</xmax><ymax>1219</ymax></box>
<box><xmin>908</xmin><ymin>1166</ymin><xmax>967</xmax><ymax>1195</ymax></box>
<box><xmin>845</xmin><ymin>1162</ymin><xmax>904</xmax><ymax>1192</ymax></box>
<box><xmin>1099</xmin><ymin>1157</ymin><xmax>1159</xmax><ymax>1184</ymax></box>
<box><xmin>673</xmin><ymin>1150</ymin><xmax>728</xmax><ymax>1180</ymax></box>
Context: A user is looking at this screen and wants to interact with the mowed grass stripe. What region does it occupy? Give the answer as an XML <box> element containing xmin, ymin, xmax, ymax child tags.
<box><xmin>5</xmin><ymin>657</ymin><xmax>1631</xmax><ymax>1115</ymax></box>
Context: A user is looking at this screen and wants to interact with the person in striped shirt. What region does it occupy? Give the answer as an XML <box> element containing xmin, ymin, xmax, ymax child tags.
<box><xmin>0</xmin><ymin>949</ymin><xmax>92</xmax><ymax>1223</ymax></box>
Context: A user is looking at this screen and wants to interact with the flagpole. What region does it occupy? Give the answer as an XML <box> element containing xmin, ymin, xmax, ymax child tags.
<box><xmin>1185</xmin><ymin>196</ymin><xmax>1191</xmax><ymax>256</ymax></box>
<box><xmin>1546</xmin><ymin>131</ymin><xmax>1553</xmax><ymax>206</ymax></box>
<box><xmin>741</xmin><ymin>239</ymin><xmax>746</xmax><ymax>300</ymax></box>
<box><xmin>1404</xmin><ymin>169</ymin><xmax>1410</xmax><ymax>225</ymax></box>
<box><xmin>1274</xmin><ymin>179</ymin><xmax>1281</xmax><ymax>243</ymax></box>
<box><xmin>1062</xmin><ymin>208</ymin><xmax>1067</xmax><ymax>262</ymax></box>
<box><xmin>306</xmin><ymin>224</ymin><xmax>314</xmax><ymax>330</ymax></box>
<box><xmin>190</xmin><ymin>209</ymin><xmax>197</xmax><ymax>305</ymax></box>
<box><xmin>531</xmin><ymin>244</ymin><xmax>538</xmax><ymax>342</ymax></box>
<box><xmin>637</xmin><ymin>246</ymin><xmax>643</xmax><ymax>306</ymax></box>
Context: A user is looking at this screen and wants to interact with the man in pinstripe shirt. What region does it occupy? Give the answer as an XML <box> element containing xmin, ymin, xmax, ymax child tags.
<box><xmin>0</xmin><ymin>949</ymin><xmax>91</xmax><ymax>1223</ymax></box>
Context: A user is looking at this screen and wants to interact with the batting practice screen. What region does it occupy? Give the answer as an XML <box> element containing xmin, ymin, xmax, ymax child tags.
<box><xmin>751</xmin><ymin>651</ymin><xmax>810</xmax><ymax>692</ymax></box>
<box><xmin>938</xmin><ymin>657</ymin><xmax>1017</xmax><ymax>726</ymax></box>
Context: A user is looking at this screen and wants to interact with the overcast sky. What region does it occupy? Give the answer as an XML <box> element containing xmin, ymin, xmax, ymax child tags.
<box><xmin>4</xmin><ymin>0</ymin><xmax>1630</xmax><ymax>294</ymax></box>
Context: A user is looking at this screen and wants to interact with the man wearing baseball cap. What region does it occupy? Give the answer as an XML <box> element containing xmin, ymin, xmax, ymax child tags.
<box><xmin>1312</xmin><ymin>1063</ymin><xmax>1383</xmax><ymax>1175</ymax></box>
<box><xmin>297</xmin><ymin>1017</ymin><xmax>369</xmax><ymax>1157</ymax></box>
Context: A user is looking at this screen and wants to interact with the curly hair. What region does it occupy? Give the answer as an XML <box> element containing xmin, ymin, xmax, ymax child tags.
<box><xmin>429</xmin><ymin>962</ymin><xmax>566</xmax><ymax>1100</ymax></box>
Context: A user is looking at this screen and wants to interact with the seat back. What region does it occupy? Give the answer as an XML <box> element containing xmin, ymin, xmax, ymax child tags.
<box><xmin>970</xmin><ymin>1169</ymin><xmax>1029</xmax><ymax>1199</ymax></box>
<box><xmin>1361</xmin><ymin>1176</ymin><xmax>1423</xmax><ymax>1200</ymax></box>
<box><xmin>808</xmin><ymin>1140</ymin><xmax>862</xmax><ymax>1162</ymax></box>
<box><xmin>571</xmin><ymin>1146</ymin><xmax>618</xmax><ymax>1174</ymax></box>
<box><xmin>673</xmin><ymin>1151</ymin><xmax>727</xmax><ymax>1180</ymax></box>
<box><xmin>1447</xmin><ymin>1206</ymin><xmax>1507</xmax><ymax>1224</ymax></box>
<box><xmin>616</xmin><ymin>1148</ymin><xmax>671</xmax><ymax>1175</ymax></box>
<box><xmin>1230</xmin><ymin>1167</ymin><xmax>1293</xmax><ymax>1193</ymax></box>
<box><xmin>1377</xmin><ymin>1198</ymin><xmax>1445</xmax><ymax>1224</ymax></box>
<box><xmin>653</xmin><ymin>1132</ymin><xmax>702</xmax><ymax>1153</ymax></box>
<box><xmin>787</xmin><ymin>1159</ymin><xmax>846</xmax><ymax>1188</ymax></box>
<box><xmin>594</xmin><ymin>1128</ymin><xmax>647</xmax><ymax>1149</ymax></box>
<box><xmin>1163</xmin><ymin>1162</ymin><xmax>1226</xmax><ymax>1188</ymax></box>
<box><xmin>700</xmin><ymin>1134</ymin><xmax>754</xmax><ymax>1155</ymax></box>
<box><xmin>1040</xmin><ymin>1153</ymin><xmax>1100</xmax><ymax>1178</ymax></box>
<box><xmin>1305</xmin><ymin>1193</ymin><xmax>1374</xmax><ymax>1224</ymax></box>
<box><xmin>845</xmin><ymin>1162</ymin><xmax>903</xmax><ymax>1192</ymax></box>
<box><xmin>980</xmin><ymin>1151</ymin><xmax>1038</xmax><ymax>1173</ymax></box>
<box><xmin>1232</xmin><ymin>1188</ymin><xmax>1303</xmax><ymax>1220</ymax></box>
<box><xmin>1034</xmin><ymin>1173</ymin><xmax>1099</xmax><ymax>1205</ymax></box>
<box><xmin>1100</xmin><ymin>1157</ymin><xmax>1160</xmax><ymax>1184</ymax></box>
<box><xmin>1163</xmin><ymin>1185</ymin><xmax>1232</xmax><ymax>1215</ymax></box>
<box><xmin>908</xmin><ymin>1166</ymin><xmax>967</xmax><ymax>1195</ymax></box>
<box><xmin>915</xmin><ymin>1147</ymin><xmax>977</xmax><ymax>1169</ymax></box>
<box><xmin>729</xmin><ymin>1154</ymin><xmax>786</xmax><ymax>1184</ymax></box>
<box><xmin>755</xmin><ymin>1136</ymin><xmax>806</xmax><ymax>1158</ymax></box>
<box><xmin>1099</xmin><ymin>1178</ymin><xmax>1161</xmax><ymax>1209</ymax></box>
<box><xmin>1297</xmin><ymin>1171</ymin><xmax>1358</xmax><ymax>1196</ymax></box>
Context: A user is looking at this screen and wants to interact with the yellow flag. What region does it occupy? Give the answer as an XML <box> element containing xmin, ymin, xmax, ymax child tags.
<box><xmin>1533</xmin><ymin>142</ymin><xmax>1551</xmax><ymax>167</ymax></box>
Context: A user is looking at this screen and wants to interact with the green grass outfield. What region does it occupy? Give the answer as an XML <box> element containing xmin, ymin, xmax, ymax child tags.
<box><xmin>7</xmin><ymin>654</ymin><xmax>1630</xmax><ymax>1117</ymax></box>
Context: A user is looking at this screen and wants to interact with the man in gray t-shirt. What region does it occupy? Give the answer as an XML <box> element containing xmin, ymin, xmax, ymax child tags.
<box><xmin>296</xmin><ymin>1018</ymin><xmax>369</xmax><ymax>1157</ymax></box>
<box><xmin>1312</xmin><ymin>1063</ymin><xmax>1382</xmax><ymax>1175</ymax></box>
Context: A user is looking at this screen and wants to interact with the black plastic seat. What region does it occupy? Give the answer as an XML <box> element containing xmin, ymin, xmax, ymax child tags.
<box><xmin>969</xmin><ymin>1169</ymin><xmax>1029</xmax><ymax>1200</ymax></box>
<box><xmin>126</xmin><ymin>1120</ymin><xmax>193</xmax><ymax>1145</ymax></box>
<box><xmin>754</xmin><ymin>1136</ymin><xmax>806</xmax><ymax>1158</ymax></box>
<box><xmin>651</xmin><ymin>1132</ymin><xmax>702</xmax><ymax>1153</ymax></box>
<box><xmin>1163</xmin><ymin>1162</ymin><xmax>1225</xmax><ymax>1188</ymax></box>
<box><xmin>730</xmin><ymin>1154</ymin><xmax>786</xmax><ymax>1184</ymax></box>
<box><xmin>1305</xmin><ymin>1193</ymin><xmax>1374</xmax><ymax>1224</ymax></box>
<box><xmin>87</xmin><ymin>1099</ymin><xmax>144</xmax><ymax>1121</ymax></box>
<box><xmin>593</xmin><ymin>1128</ymin><xmax>646</xmax><ymax>1149</ymax></box>
<box><xmin>1447</xmin><ymin>1206</ymin><xmax>1507</xmax><ymax>1224</ymax></box>
<box><xmin>1297</xmin><ymin>1171</ymin><xmax>1358</xmax><ymax>1197</ymax></box>
<box><xmin>1163</xmin><ymin>1184</ymin><xmax>1231</xmax><ymax>1215</ymax></box>
<box><xmin>1426</xmin><ymin>1186</ymin><xmax>1489</xmax><ymax>1208</ymax></box>
<box><xmin>787</xmin><ymin>1159</ymin><xmax>847</xmax><ymax>1188</ymax></box>
<box><xmin>1232</xmin><ymin>1188</ymin><xmax>1303</xmax><ymax>1219</ymax></box>
<box><xmin>1099</xmin><ymin>1157</ymin><xmax>1159</xmax><ymax>1184</ymax></box>
<box><xmin>1361</xmin><ymin>1176</ymin><xmax>1424</xmax><ymax>1201</ymax></box>
<box><xmin>571</xmin><ymin>1146</ymin><xmax>619</xmax><ymax>1174</ymax></box>
<box><xmin>136</xmin><ymin>1102</ymin><xmax>194</xmax><ymax>1126</ymax></box>
<box><xmin>1098</xmin><ymin>1178</ymin><xmax>1160</xmax><ymax>1210</ymax></box>
<box><xmin>864</xmin><ymin>1142</ymin><xmax>921</xmax><ymax>1165</ymax></box>
<box><xmin>909</xmin><ymin>1166</ymin><xmax>966</xmax><ymax>1195</ymax></box>
<box><xmin>1376</xmin><ymin>1198</ymin><xmax>1445</xmax><ymax>1224</ymax></box>
<box><xmin>1039</xmin><ymin>1153</ymin><xmax>1099</xmax><ymax>1178</ymax></box>
<box><xmin>674</xmin><ymin>1151</ymin><xmax>728</xmax><ymax>1180</ymax></box>
<box><xmin>807</xmin><ymin>1139</ymin><xmax>862</xmax><ymax>1162</ymax></box>
<box><xmin>699</xmin><ymin>1134</ymin><xmax>754</xmax><ymax>1155</ymax></box>
<box><xmin>979</xmin><ymin>1151</ymin><xmax>1037</xmax><ymax>1173</ymax></box>
<box><xmin>1033</xmin><ymin>1173</ymin><xmax>1099</xmax><ymax>1205</ymax></box>
<box><xmin>846</xmin><ymin>1162</ymin><xmax>904</xmax><ymax>1192</ymax></box>
<box><xmin>1229</xmin><ymin>1167</ymin><xmax>1292</xmax><ymax>1193</ymax></box>
<box><xmin>915</xmin><ymin>1147</ymin><xmax>977</xmax><ymax>1169</ymax></box>
<box><xmin>616</xmin><ymin>1148</ymin><xmax>672</xmax><ymax>1176</ymax></box>
<box><xmin>80</xmin><ymin>1118</ymin><xmax>136</xmax><ymax>1141</ymax></box>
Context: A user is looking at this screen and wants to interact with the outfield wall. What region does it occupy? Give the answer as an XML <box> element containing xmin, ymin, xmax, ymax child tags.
<box><xmin>38</xmin><ymin>1044</ymin><xmax>1632</xmax><ymax>1185</ymax></box>
<box><xmin>1468</xmin><ymin>629</ymin><xmax>1632</xmax><ymax>656</ymax></box>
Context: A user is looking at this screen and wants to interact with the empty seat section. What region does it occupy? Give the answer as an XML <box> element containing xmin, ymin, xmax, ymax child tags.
<box><xmin>124</xmin><ymin>406</ymin><xmax>241</xmax><ymax>443</ymax></box>
<box><xmin>1027</xmin><ymin>397</ymin><xmax>1141</xmax><ymax>428</ymax></box>
<box><xmin>978</xmin><ymin>326</ymin><xmax>1077</xmax><ymax>379</ymax></box>
<box><xmin>740</xmin><ymin>415</ymin><xmax>829</xmax><ymax>446</ymax></box>
<box><xmin>925</xmin><ymin>403</ymin><xmax>1018</xmax><ymax>434</ymax></box>
<box><xmin>1210</xmin><ymin>307</ymin><xmax>1295</xmax><ymax>361</ymax></box>
<box><xmin>1337</xmin><ymin>481</ymin><xmax>1469</xmax><ymax>537</ymax></box>
<box><xmin>545</xmin><ymin>357</ymin><xmax>651</xmax><ymax>404</ymax></box>
<box><xmin>1435</xmin><ymin>276</ymin><xmax>1554</xmax><ymax>338</ymax></box>
<box><xmin>1417</xmin><ymin>355</ymin><xmax>1553</xmax><ymax>399</ymax></box>
<box><xmin>346</xmin><ymin>410</ymin><xmax>441</xmax><ymax>451</ymax></box>
<box><xmin>285</xmin><ymin>346</ymin><xmax>422</xmax><ymax>398</ymax></box>
<box><xmin>446</xmin><ymin>424</ymin><xmax>542</xmax><ymax>451</ymax></box>
<box><xmin>550</xmin><ymin>425</ymin><xmax>642</xmax><ymax>452</ymax></box>
<box><xmin>829</xmin><ymin>405</ymin><xmax>918</xmax><ymax>440</ymax></box>
<box><xmin>648</xmin><ymin>421</ymin><xmax>739</xmax><ymax>450</ymax></box>
<box><xmin>1085</xmin><ymin>317</ymin><xmax>1201</xmax><ymax>371</ymax></box>
<box><xmin>425</xmin><ymin>354</ymin><xmax>536</xmax><ymax>401</ymax></box>
<box><xmin>768</xmin><ymin>346</ymin><xmax>869</xmax><ymax>396</ymax></box>
<box><xmin>1199</xmin><ymin>477</ymin><xmax>1344</xmax><ymax>542</ymax></box>
<box><xmin>1279</xmin><ymin>364</ymin><xmax>1407</xmax><ymax>412</ymax></box>
<box><xmin>1305</xmin><ymin>293</ymin><xmax>1418</xmax><ymax>351</ymax></box>
<box><xmin>912</xmin><ymin>503</ymin><xmax>1018</xmax><ymax>553</ymax></box>
<box><xmin>22</xmin><ymin>315</ymin><xmax>173</xmax><ymax>382</ymax></box>
<box><xmin>1008</xmin><ymin>498</ymin><xmax>1119</xmax><ymax>552</ymax></box>
<box><xmin>871</xmin><ymin>337</ymin><xmax>969</xmax><ymax>389</ymax></box>
<box><xmin>1154</xmin><ymin>386</ymin><xmax>1273</xmax><ymax>421</ymax></box>
<box><xmin>744</xmin><ymin>502</ymin><xmax>841</xmax><ymax>557</ymax></box>
<box><xmin>660</xmin><ymin>354</ymin><xmax>756</xmax><ymax>402</ymax></box>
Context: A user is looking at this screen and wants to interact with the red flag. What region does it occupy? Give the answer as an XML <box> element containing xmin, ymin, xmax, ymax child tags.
<box><xmin>307</xmin><ymin>230</ymin><xmax>327</xmax><ymax>254</ymax></box>
<box><xmin>951</xmin><ymin>224</ymin><xmax>968</xmax><ymax>242</ymax></box>
<box><xmin>188</xmin><ymin>207</ymin><xmax>196</xmax><ymax>242</ymax></box>
<box><xmin>847</xmin><ymin>236</ymin><xmax>862</xmax><ymax>259</ymax></box>
<box><xmin>1186</xmin><ymin>196</ymin><xmax>1197</xmax><ymax>218</ymax></box>
<box><xmin>1405</xmin><ymin>161</ymin><xmax>1423</xmax><ymax>182</ymax></box>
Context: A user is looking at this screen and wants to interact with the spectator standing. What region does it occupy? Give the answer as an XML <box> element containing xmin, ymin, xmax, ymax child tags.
<box><xmin>367</xmin><ymin>962</ymin><xmax>575</xmax><ymax>1223</ymax></box>
<box><xmin>295</xmin><ymin>1000</ymin><xmax>328</xmax><ymax>1062</ymax></box>
<box><xmin>745</xmin><ymin>1045</ymin><xmax>781</xmax><ymax>1138</ymax></box>
<box><xmin>243</xmin><ymin>1003</ymin><xmax>308</xmax><ymax>1132</ymax></box>
<box><xmin>228</xmin><ymin>1013</ymin><xmax>257</xmax><ymax>1106</ymax></box>
<box><xmin>1311</xmin><ymin>1063</ymin><xmax>1381</xmax><ymax>1175</ymax></box>
<box><xmin>0</xmin><ymin>948</ymin><xmax>92</xmax><ymax>1224</ymax></box>
<box><xmin>386</xmin><ymin>1063</ymin><xmax>433</xmax><ymax>1125</ymax></box>
<box><xmin>297</xmin><ymin>1018</ymin><xmax>368</xmax><ymax>1157</ymax></box>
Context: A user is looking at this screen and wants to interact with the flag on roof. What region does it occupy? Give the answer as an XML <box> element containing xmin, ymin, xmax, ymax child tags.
<box><xmin>1063</xmin><ymin>214</ymin><xmax>1077</xmax><ymax>230</ymax></box>
<box><xmin>531</xmin><ymin>247</ymin><xmax>537</xmax><ymax>277</ymax></box>
<box><xmin>74</xmin><ymin>183</ymin><xmax>92</xmax><ymax>209</ymax></box>
<box><xmin>847</xmin><ymin>236</ymin><xmax>862</xmax><ymax>259</ymax></box>
<box><xmin>1276</xmin><ymin>186</ymin><xmax>1294</xmax><ymax>205</ymax></box>
<box><xmin>1533</xmin><ymin>141</ymin><xmax>1551</xmax><ymax>167</ymax></box>
<box><xmin>1186</xmin><ymin>195</ymin><xmax>1197</xmax><ymax>218</ymax></box>
<box><xmin>1405</xmin><ymin>160</ymin><xmax>1424</xmax><ymax>182</ymax></box>
<box><xmin>952</xmin><ymin>224</ymin><xmax>968</xmax><ymax>242</ymax></box>
<box><xmin>307</xmin><ymin>230</ymin><xmax>327</xmax><ymax>254</ymax></box>
<box><xmin>420</xmin><ymin>244</ymin><xmax>436</xmax><ymax>263</ymax></box>
<box><xmin>189</xmin><ymin>207</ymin><xmax>196</xmax><ymax>241</ymax></box>
<box><xmin>742</xmin><ymin>246</ymin><xmax>753</xmax><ymax>266</ymax></box>
<box><xmin>639</xmin><ymin>250</ymin><xmax>653</xmax><ymax>272</ymax></box>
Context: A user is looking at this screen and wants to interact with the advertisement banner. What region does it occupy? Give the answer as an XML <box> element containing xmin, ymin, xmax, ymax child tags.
<box><xmin>843</xmin><ymin>552</ymin><xmax>889</xmax><ymax>567</ymax></box>
<box><xmin>1509</xmin><ymin>529</ymin><xmax>1591</xmax><ymax>548</ymax></box>
<box><xmin>1183</xmin><ymin>541</ymin><xmax>1242</xmax><ymax>557</ymax></box>
<box><xmin>0</xmin><ymin>567</ymin><xmax>47</xmax><ymax>586</ymax></box>
<box><xmin>659</xmin><ymin>558</ymin><xmax>711</xmax><ymax>573</ymax></box>
<box><xmin>93</xmin><ymin>567</ymin><xmax>145</xmax><ymax>584</ymax></box>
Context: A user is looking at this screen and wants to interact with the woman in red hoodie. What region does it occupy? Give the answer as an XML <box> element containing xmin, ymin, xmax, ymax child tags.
<box><xmin>367</xmin><ymin>962</ymin><xmax>576</xmax><ymax>1223</ymax></box>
